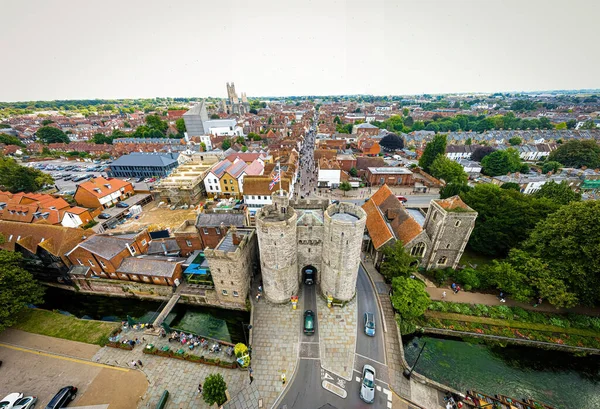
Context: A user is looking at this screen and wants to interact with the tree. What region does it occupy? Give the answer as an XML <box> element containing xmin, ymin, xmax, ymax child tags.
<box><xmin>349</xmin><ymin>167</ymin><xmax>358</xmax><ymax>177</ymax></box>
<box><xmin>533</xmin><ymin>180</ymin><xmax>581</xmax><ymax>205</ymax></box>
<box><xmin>145</xmin><ymin>114</ymin><xmax>168</xmax><ymax>134</ymax></box>
<box><xmin>200</xmin><ymin>142</ymin><xmax>207</xmax><ymax>151</ymax></box>
<box><xmin>580</xmin><ymin>120</ymin><xmax>597</xmax><ymax>130</ymax></box>
<box><xmin>482</xmin><ymin>255</ymin><xmax>534</xmax><ymax>302</ymax></box>
<box><xmin>202</xmin><ymin>373</ymin><xmax>227</xmax><ymax>406</ymax></box>
<box><xmin>0</xmin><ymin>134</ymin><xmax>25</xmax><ymax>147</ymax></box>
<box><xmin>248</xmin><ymin>132</ymin><xmax>262</xmax><ymax>141</ymax></box>
<box><xmin>440</xmin><ymin>181</ymin><xmax>471</xmax><ymax>199</ymax></box>
<box><xmin>541</xmin><ymin>161</ymin><xmax>562</xmax><ymax>174</ymax></box>
<box><xmin>460</xmin><ymin>184</ymin><xmax>560</xmax><ymax>256</ymax></box>
<box><xmin>380</xmin><ymin>241</ymin><xmax>418</xmax><ymax>281</ymax></box>
<box><xmin>379</xmin><ymin>133</ymin><xmax>404</xmax><ymax>151</ymax></box>
<box><xmin>175</xmin><ymin>118</ymin><xmax>186</xmax><ymax>134</ymax></box>
<box><xmin>36</xmin><ymin>126</ymin><xmax>70</xmax><ymax>144</ymax></box>
<box><xmin>334</xmin><ymin>116</ymin><xmax>341</xmax><ymax>124</ymax></box>
<box><xmin>566</xmin><ymin>119</ymin><xmax>577</xmax><ymax>129</ymax></box>
<box><xmin>471</xmin><ymin>146</ymin><xmax>496</xmax><ymax>162</ymax></box>
<box><xmin>41</xmin><ymin>119</ymin><xmax>54</xmax><ymax>126</ymax></box>
<box><xmin>100</xmin><ymin>153</ymin><xmax>111</xmax><ymax>160</ymax></box>
<box><xmin>0</xmin><ymin>157</ymin><xmax>54</xmax><ymax>193</ymax></box>
<box><xmin>465</xmin><ymin>137</ymin><xmax>472</xmax><ymax>145</ymax></box>
<box><xmin>429</xmin><ymin>156</ymin><xmax>467</xmax><ymax>184</ymax></box>
<box><xmin>249</xmin><ymin>108</ymin><xmax>258</xmax><ymax>115</ymax></box>
<box><xmin>0</xmin><ymin>251</ymin><xmax>45</xmax><ymax>332</ymax></box>
<box><xmin>390</xmin><ymin>276</ymin><xmax>430</xmax><ymax>322</ymax></box>
<box><xmin>418</xmin><ymin>134</ymin><xmax>447</xmax><ymax>173</ymax></box>
<box><xmin>508</xmin><ymin>137</ymin><xmax>522</xmax><ymax>146</ymax></box>
<box><xmin>123</xmin><ymin>121</ymin><xmax>132</xmax><ymax>128</ymax></box>
<box><xmin>548</xmin><ymin>139</ymin><xmax>600</xmax><ymax>168</ymax></box>
<box><xmin>338</xmin><ymin>181</ymin><xmax>352</xmax><ymax>196</ymax></box>
<box><xmin>481</xmin><ymin>148</ymin><xmax>522</xmax><ymax>176</ymax></box>
<box><xmin>210</xmin><ymin>114</ymin><xmax>220</xmax><ymax>120</ymax></box>
<box><xmin>221</xmin><ymin>139</ymin><xmax>231</xmax><ymax>150</ymax></box>
<box><xmin>241</xmin><ymin>146</ymin><xmax>248</xmax><ymax>152</ymax></box>
<box><xmin>91</xmin><ymin>133</ymin><xmax>113</xmax><ymax>145</ymax></box>
<box><xmin>500</xmin><ymin>182</ymin><xmax>520</xmax><ymax>191</ymax></box>
<box><xmin>236</xmin><ymin>136</ymin><xmax>246</xmax><ymax>145</ymax></box>
<box><xmin>402</xmin><ymin>108</ymin><xmax>409</xmax><ymax>117</ymax></box>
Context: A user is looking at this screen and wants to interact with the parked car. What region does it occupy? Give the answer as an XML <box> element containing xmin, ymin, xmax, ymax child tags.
<box><xmin>303</xmin><ymin>310</ymin><xmax>315</xmax><ymax>335</ymax></box>
<box><xmin>12</xmin><ymin>396</ymin><xmax>37</xmax><ymax>409</ymax></box>
<box><xmin>124</xmin><ymin>178</ymin><xmax>131</xmax><ymax>182</ymax></box>
<box><xmin>98</xmin><ymin>213</ymin><xmax>111</xmax><ymax>219</ymax></box>
<box><xmin>359</xmin><ymin>365</ymin><xmax>376</xmax><ymax>403</ymax></box>
<box><xmin>44</xmin><ymin>386</ymin><xmax>77</xmax><ymax>409</ymax></box>
<box><xmin>116</xmin><ymin>202</ymin><xmax>129</xmax><ymax>208</ymax></box>
<box><xmin>136</xmin><ymin>177</ymin><xmax>144</xmax><ymax>183</ymax></box>
<box><xmin>0</xmin><ymin>393</ymin><xmax>23</xmax><ymax>409</ymax></box>
<box><xmin>396</xmin><ymin>195</ymin><xmax>407</xmax><ymax>203</ymax></box>
<box><xmin>364</xmin><ymin>312</ymin><xmax>375</xmax><ymax>337</ymax></box>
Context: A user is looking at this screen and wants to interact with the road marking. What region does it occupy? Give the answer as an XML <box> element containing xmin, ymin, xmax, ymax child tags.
<box><xmin>300</xmin><ymin>342</ymin><xmax>320</xmax><ymax>344</ymax></box>
<box><xmin>356</xmin><ymin>376</ymin><xmax>361</xmax><ymax>382</ymax></box>
<box><xmin>300</xmin><ymin>357</ymin><xmax>320</xmax><ymax>360</ymax></box>
<box><xmin>0</xmin><ymin>343</ymin><xmax>129</xmax><ymax>372</ymax></box>
<box><xmin>376</xmin><ymin>385</ymin><xmax>382</xmax><ymax>391</ymax></box>
<box><xmin>354</xmin><ymin>352</ymin><xmax>386</xmax><ymax>366</ymax></box>
<box><xmin>387</xmin><ymin>402</ymin><xmax>392</xmax><ymax>408</ymax></box>
<box><xmin>322</xmin><ymin>372</ymin><xmax>334</xmax><ymax>381</ymax></box>
<box><xmin>322</xmin><ymin>381</ymin><xmax>347</xmax><ymax>398</ymax></box>
<box><xmin>383</xmin><ymin>388</ymin><xmax>392</xmax><ymax>401</ymax></box>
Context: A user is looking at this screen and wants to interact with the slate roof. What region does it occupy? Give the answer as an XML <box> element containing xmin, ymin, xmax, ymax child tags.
<box><xmin>73</xmin><ymin>235</ymin><xmax>135</xmax><ymax>259</ymax></box>
<box><xmin>117</xmin><ymin>256</ymin><xmax>184</xmax><ymax>278</ymax></box>
<box><xmin>110</xmin><ymin>152</ymin><xmax>179</xmax><ymax>167</ymax></box>
<box><xmin>147</xmin><ymin>238</ymin><xmax>181</xmax><ymax>255</ymax></box>
<box><xmin>196</xmin><ymin>213</ymin><xmax>246</xmax><ymax>228</ymax></box>
<box><xmin>225</xmin><ymin>160</ymin><xmax>248</xmax><ymax>178</ymax></box>
<box><xmin>210</xmin><ymin>160</ymin><xmax>233</xmax><ymax>178</ymax></box>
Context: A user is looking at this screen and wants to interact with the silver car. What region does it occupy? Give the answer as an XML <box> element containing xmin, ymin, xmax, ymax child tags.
<box><xmin>360</xmin><ymin>364</ymin><xmax>376</xmax><ymax>403</ymax></box>
<box><xmin>13</xmin><ymin>396</ymin><xmax>37</xmax><ymax>409</ymax></box>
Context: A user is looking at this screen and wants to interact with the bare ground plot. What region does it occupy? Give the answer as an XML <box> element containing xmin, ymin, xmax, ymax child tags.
<box><xmin>111</xmin><ymin>201</ymin><xmax>197</xmax><ymax>232</ymax></box>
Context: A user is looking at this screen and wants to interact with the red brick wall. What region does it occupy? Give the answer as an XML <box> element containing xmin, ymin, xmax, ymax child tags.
<box><xmin>197</xmin><ymin>226</ymin><xmax>228</xmax><ymax>249</ymax></box>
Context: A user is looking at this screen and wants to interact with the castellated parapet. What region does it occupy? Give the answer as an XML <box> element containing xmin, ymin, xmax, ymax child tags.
<box><xmin>256</xmin><ymin>191</ymin><xmax>299</xmax><ymax>303</ymax></box>
<box><xmin>321</xmin><ymin>202</ymin><xmax>367</xmax><ymax>301</ymax></box>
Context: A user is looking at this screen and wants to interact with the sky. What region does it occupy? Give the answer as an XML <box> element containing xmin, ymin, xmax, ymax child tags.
<box><xmin>1</xmin><ymin>0</ymin><xmax>598</xmax><ymax>101</ymax></box>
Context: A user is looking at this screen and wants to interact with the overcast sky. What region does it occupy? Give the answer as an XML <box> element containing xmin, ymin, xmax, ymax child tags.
<box><xmin>1</xmin><ymin>0</ymin><xmax>598</xmax><ymax>101</ymax></box>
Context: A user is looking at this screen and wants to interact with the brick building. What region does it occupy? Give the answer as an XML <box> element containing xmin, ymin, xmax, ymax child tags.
<box><xmin>74</xmin><ymin>177</ymin><xmax>134</xmax><ymax>209</ymax></box>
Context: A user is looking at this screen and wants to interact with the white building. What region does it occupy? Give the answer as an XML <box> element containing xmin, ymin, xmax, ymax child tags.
<box><xmin>455</xmin><ymin>159</ymin><xmax>482</xmax><ymax>175</ymax></box>
<box><xmin>318</xmin><ymin>158</ymin><xmax>341</xmax><ymax>188</ymax></box>
<box><xmin>203</xmin><ymin>119</ymin><xmax>244</xmax><ymax>136</ymax></box>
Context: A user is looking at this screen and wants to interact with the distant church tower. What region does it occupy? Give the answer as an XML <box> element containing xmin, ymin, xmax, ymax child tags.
<box><xmin>225</xmin><ymin>82</ymin><xmax>248</xmax><ymax>115</ymax></box>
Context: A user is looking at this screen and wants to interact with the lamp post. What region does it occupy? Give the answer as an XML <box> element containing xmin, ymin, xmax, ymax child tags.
<box><xmin>403</xmin><ymin>341</ymin><xmax>426</xmax><ymax>379</ymax></box>
<box><xmin>242</xmin><ymin>323</ymin><xmax>253</xmax><ymax>347</ymax></box>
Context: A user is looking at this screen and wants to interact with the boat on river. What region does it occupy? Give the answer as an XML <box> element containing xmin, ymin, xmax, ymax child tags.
<box><xmin>466</xmin><ymin>391</ymin><xmax>555</xmax><ymax>409</ymax></box>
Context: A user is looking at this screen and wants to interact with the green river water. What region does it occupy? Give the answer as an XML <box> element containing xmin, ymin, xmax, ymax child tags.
<box><xmin>403</xmin><ymin>335</ymin><xmax>600</xmax><ymax>409</ymax></box>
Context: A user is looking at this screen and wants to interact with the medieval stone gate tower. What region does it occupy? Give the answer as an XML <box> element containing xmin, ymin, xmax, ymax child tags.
<box><xmin>256</xmin><ymin>191</ymin><xmax>366</xmax><ymax>303</ymax></box>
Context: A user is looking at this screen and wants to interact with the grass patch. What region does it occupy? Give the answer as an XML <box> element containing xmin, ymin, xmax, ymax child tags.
<box><xmin>425</xmin><ymin>311</ymin><xmax>600</xmax><ymax>337</ymax></box>
<box><xmin>13</xmin><ymin>308</ymin><xmax>119</xmax><ymax>345</ymax></box>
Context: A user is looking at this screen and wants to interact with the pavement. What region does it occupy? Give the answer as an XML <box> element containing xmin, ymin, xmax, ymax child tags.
<box><xmin>0</xmin><ymin>330</ymin><xmax>147</xmax><ymax>409</ymax></box>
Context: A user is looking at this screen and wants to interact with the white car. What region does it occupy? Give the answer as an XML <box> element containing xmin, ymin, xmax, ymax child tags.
<box><xmin>359</xmin><ymin>365</ymin><xmax>376</xmax><ymax>404</ymax></box>
<box><xmin>0</xmin><ymin>393</ymin><xmax>24</xmax><ymax>409</ymax></box>
<box><xmin>12</xmin><ymin>396</ymin><xmax>37</xmax><ymax>409</ymax></box>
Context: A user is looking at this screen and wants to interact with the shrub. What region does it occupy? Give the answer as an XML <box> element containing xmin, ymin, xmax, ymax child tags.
<box><xmin>453</xmin><ymin>268</ymin><xmax>481</xmax><ymax>291</ymax></box>
<box><xmin>432</xmin><ymin>268</ymin><xmax>451</xmax><ymax>285</ymax></box>
<box><xmin>428</xmin><ymin>301</ymin><xmax>446</xmax><ymax>312</ymax></box>
<box><xmin>474</xmin><ymin>304</ymin><xmax>489</xmax><ymax>317</ymax></box>
<box><xmin>511</xmin><ymin>307</ymin><xmax>530</xmax><ymax>321</ymax></box>
<box><xmin>549</xmin><ymin>317</ymin><xmax>568</xmax><ymax>328</ymax></box>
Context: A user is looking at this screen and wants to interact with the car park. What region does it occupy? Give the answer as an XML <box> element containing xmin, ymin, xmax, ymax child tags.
<box><xmin>364</xmin><ymin>312</ymin><xmax>375</xmax><ymax>336</ymax></box>
<box><xmin>44</xmin><ymin>386</ymin><xmax>77</xmax><ymax>409</ymax></box>
<box><xmin>98</xmin><ymin>213</ymin><xmax>111</xmax><ymax>219</ymax></box>
<box><xmin>12</xmin><ymin>396</ymin><xmax>37</xmax><ymax>409</ymax></box>
<box><xmin>0</xmin><ymin>393</ymin><xmax>24</xmax><ymax>409</ymax></box>
<box><xmin>359</xmin><ymin>365</ymin><xmax>376</xmax><ymax>403</ymax></box>
<box><xmin>303</xmin><ymin>310</ymin><xmax>315</xmax><ymax>335</ymax></box>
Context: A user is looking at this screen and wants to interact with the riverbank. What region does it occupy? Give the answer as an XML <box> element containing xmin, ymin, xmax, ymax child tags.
<box><xmin>14</xmin><ymin>308</ymin><xmax>118</xmax><ymax>345</ymax></box>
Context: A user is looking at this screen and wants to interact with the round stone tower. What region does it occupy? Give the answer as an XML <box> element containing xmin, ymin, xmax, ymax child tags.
<box><xmin>256</xmin><ymin>191</ymin><xmax>298</xmax><ymax>303</ymax></box>
<box><xmin>321</xmin><ymin>202</ymin><xmax>367</xmax><ymax>301</ymax></box>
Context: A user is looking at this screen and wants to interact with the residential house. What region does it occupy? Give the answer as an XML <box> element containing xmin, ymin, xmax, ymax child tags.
<box><xmin>61</xmin><ymin>207</ymin><xmax>94</xmax><ymax>228</ymax></box>
<box><xmin>0</xmin><ymin>191</ymin><xmax>70</xmax><ymax>225</ymax></box>
<box><xmin>204</xmin><ymin>159</ymin><xmax>232</xmax><ymax>198</ymax></box>
<box><xmin>196</xmin><ymin>212</ymin><xmax>247</xmax><ymax>249</ymax></box>
<box><xmin>173</xmin><ymin>219</ymin><xmax>204</xmax><ymax>256</ymax></box>
<box><xmin>74</xmin><ymin>177</ymin><xmax>134</xmax><ymax>209</ymax></box>
<box><xmin>242</xmin><ymin>175</ymin><xmax>293</xmax><ymax>222</ymax></box>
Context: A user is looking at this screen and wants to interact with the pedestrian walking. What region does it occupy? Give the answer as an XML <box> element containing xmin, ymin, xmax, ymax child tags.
<box><xmin>137</xmin><ymin>360</ymin><xmax>143</xmax><ymax>367</ymax></box>
<box><xmin>451</xmin><ymin>282</ymin><xmax>457</xmax><ymax>293</ymax></box>
<box><xmin>197</xmin><ymin>383</ymin><xmax>203</xmax><ymax>394</ymax></box>
<box><xmin>281</xmin><ymin>373</ymin><xmax>286</xmax><ymax>385</ymax></box>
<box><xmin>442</xmin><ymin>291</ymin><xmax>446</xmax><ymax>299</ymax></box>
<box><xmin>130</xmin><ymin>360</ymin><xmax>137</xmax><ymax>368</ymax></box>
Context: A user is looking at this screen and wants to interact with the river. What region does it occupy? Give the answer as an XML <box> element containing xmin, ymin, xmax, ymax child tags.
<box><xmin>403</xmin><ymin>335</ymin><xmax>600</xmax><ymax>409</ymax></box>
<box><xmin>40</xmin><ymin>286</ymin><xmax>249</xmax><ymax>344</ymax></box>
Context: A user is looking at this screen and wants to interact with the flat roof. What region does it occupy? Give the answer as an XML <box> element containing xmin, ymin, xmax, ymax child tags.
<box><xmin>367</xmin><ymin>167</ymin><xmax>413</xmax><ymax>175</ymax></box>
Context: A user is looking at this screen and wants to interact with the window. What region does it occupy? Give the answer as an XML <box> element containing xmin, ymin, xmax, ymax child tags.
<box><xmin>216</xmin><ymin>228</ymin><xmax>221</xmax><ymax>235</ymax></box>
<box><xmin>438</xmin><ymin>256</ymin><xmax>448</xmax><ymax>265</ymax></box>
<box><xmin>380</xmin><ymin>177</ymin><xmax>384</xmax><ymax>184</ymax></box>
<box><xmin>99</xmin><ymin>260</ymin><xmax>107</xmax><ymax>269</ymax></box>
<box><xmin>222</xmin><ymin>290</ymin><xmax>228</xmax><ymax>296</ymax></box>
<box><xmin>410</xmin><ymin>242</ymin><xmax>426</xmax><ymax>258</ymax></box>
<box><xmin>141</xmin><ymin>239</ymin><xmax>147</xmax><ymax>246</ymax></box>
<box><xmin>231</xmin><ymin>186</ymin><xmax>235</xmax><ymax>192</ymax></box>
<box><xmin>77</xmin><ymin>258</ymin><xmax>83</xmax><ymax>266</ymax></box>
<box><xmin>223</xmin><ymin>179</ymin><xmax>227</xmax><ymax>184</ymax></box>
<box><xmin>203</xmin><ymin>228</ymin><xmax>209</xmax><ymax>234</ymax></box>
<box><xmin>432</xmin><ymin>212</ymin><xmax>438</xmax><ymax>221</ymax></box>
<box><xmin>455</xmin><ymin>220</ymin><xmax>461</xmax><ymax>227</ymax></box>
<box><xmin>230</xmin><ymin>179</ymin><xmax>233</xmax><ymax>184</ymax></box>
<box><xmin>186</xmin><ymin>240</ymin><xmax>192</xmax><ymax>247</ymax></box>
<box><xmin>88</xmin><ymin>259</ymin><xmax>95</xmax><ymax>267</ymax></box>
<box><xmin>128</xmin><ymin>244</ymin><xmax>136</xmax><ymax>255</ymax></box>
<box><xmin>233</xmin><ymin>291</ymin><xmax>239</xmax><ymax>297</ymax></box>
<box><xmin>225</xmin><ymin>186</ymin><xmax>229</xmax><ymax>191</ymax></box>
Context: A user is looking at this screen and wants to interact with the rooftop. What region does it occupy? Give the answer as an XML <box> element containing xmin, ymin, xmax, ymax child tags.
<box><xmin>215</xmin><ymin>229</ymin><xmax>252</xmax><ymax>252</ymax></box>
<box><xmin>367</xmin><ymin>167</ymin><xmax>413</xmax><ymax>175</ymax></box>
<box><xmin>110</xmin><ymin>152</ymin><xmax>179</xmax><ymax>168</ymax></box>
<box><xmin>117</xmin><ymin>255</ymin><xmax>185</xmax><ymax>278</ymax></box>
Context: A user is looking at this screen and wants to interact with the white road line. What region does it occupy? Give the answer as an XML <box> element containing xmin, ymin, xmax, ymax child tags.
<box><xmin>387</xmin><ymin>402</ymin><xmax>392</xmax><ymax>408</ymax></box>
<box><xmin>376</xmin><ymin>385</ymin><xmax>382</xmax><ymax>392</ymax></box>
<box><xmin>383</xmin><ymin>388</ymin><xmax>392</xmax><ymax>401</ymax></box>
<box><xmin>355</xmin><ymin>376</ymin><xmax>360</xmax><ymax>382</ymax></box>
<box><xmin>300</xmin><ymin>357</ymin><xmax>321</xmax><ymax>360</ymax></box>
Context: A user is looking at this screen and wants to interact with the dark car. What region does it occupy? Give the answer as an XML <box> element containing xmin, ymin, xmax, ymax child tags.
<box><xmin>98</xmin><ymin>213</ymin><xmax>111</xmax><ymax>219</ymax></box>
<box><xmin>116</xmin><ymin>202</ymin><xmax>129</xmax><ymax>208</ymax></box>
<box><xmin>136</xmin><ymin>177</ymin><xmax>144</xmax><ymax>183</ymax></box>
<box><xmin>303</xmin><ymin>310</ymin><xmax>315</xmax><ymax>335</ymax></box>
<box><xmin>44</xmin><ymin>386</ymin><xmax>77</xmax><ymax>409</ymax></box>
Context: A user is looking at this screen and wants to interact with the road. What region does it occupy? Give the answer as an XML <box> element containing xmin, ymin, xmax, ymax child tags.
<box><xmin>295</xmin><ymin>112</ymin><xmax>319</xmax><ymax>199</ymax></box>
<box><xmin>277</xmin><ymin>266</ymin><xmax>392</xmax><ymax>409</ymax></box>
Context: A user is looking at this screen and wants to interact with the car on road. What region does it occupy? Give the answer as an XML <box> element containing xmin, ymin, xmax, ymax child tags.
<box><xmin>98</xmin><ymin>213</ymin><xmax>111</xmax><ymax>219</ymax></box>
<box><xmin>12</xmin><ymin>396</ymin><xmax>38</xmax><ymax>409</ymax></box>
<box><xmin>116</xmin><ymin>202</ymin><xmax>129</xmax><ymax>208</ymax></box>
<box><xmin>0</xmin><ymin>393</ymin><xmax>24</xmax><ymax>409</ymax></box>
<box><xmin>364</xmin><ymin>312</ymin><xmax>376</xmax><ymax>336</ymax></box>
<box><xmin>44</xmin><ymin>386</ymin><xmax>77</xmax><ymax>409</ymax></box>
<box><xmin>303</xmin><ymin>310</ymin><xmax>315</xmax><ymax>335</ymax></box>
<box><xmin>124</xmin><ymin>178</ymin><xmax>131</xmax><ymax>181</ymax></box>
<box><xmin>360</xmin><ymin>364</ymin><xmax>376</xmax><ymax>403</ymax></box>
<box><xmin>396</xmin><ymin>195</ymin><xmax>408</xmax><ymax>203</ymax></box>
<box><xmin>136</xmin><ymin>177</ymin><xmax>145</xmax><ymax>183</ymax></box>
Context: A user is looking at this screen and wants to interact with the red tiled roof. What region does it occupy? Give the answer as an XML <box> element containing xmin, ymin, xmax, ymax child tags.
<box><xmin>362</xmin><ymin>199</ymin><xmax>394</xmax><ymax>250</ymax></box>
<box><xmin>78</xmin><ymin>177</ymin><xmax>132</xmax><ymax>198</ymax></box>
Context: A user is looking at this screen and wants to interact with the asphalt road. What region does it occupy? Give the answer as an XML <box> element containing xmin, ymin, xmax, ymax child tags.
<box><xmin>277</xmin><ymin>267</ymin><xmax>392</xmax><ymax>409</ymax></box>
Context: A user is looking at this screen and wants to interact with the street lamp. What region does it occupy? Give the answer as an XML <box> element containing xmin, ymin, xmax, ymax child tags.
<box><xmin>242</xmin><ymin>323</ymin><xmax>253</xmax><ymax>348</ymax></box>
<box><xmin>403</xmin><ymin>341</ymin><xmax>426</xmax><ymax>379</ymax></box>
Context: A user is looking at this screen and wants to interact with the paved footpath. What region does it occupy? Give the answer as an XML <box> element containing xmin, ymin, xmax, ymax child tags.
<box><xmin>317</xmin><ymin>292</ymin><xmax>357</xmax><ymax>380</ymax></box>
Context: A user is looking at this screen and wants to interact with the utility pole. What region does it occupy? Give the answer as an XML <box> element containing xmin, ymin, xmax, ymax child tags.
<box><xmin>403</xmin><ymin>342</ymin><xmax>426</xmax><ymax>379</ymax></box>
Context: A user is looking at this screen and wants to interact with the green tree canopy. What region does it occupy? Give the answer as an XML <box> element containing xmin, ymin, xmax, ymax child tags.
<box><xmin>418</xmin><ymin>134</ymin><xmax>447</xmax><ymax>173</ymax></box>
<box><xmin>0</xmin><ymin>157</ymin><xmax>54</xmax><ymax>193</ymax></box>
<box><xmin>429</xmin><ymin>156</ymin><xmax>468</xmax><ymax>184</ymax></box>
<box><xmin>523</xmin><ymin>201</ymin><xmax>600</xmax><ymax>306</ymax></box>
<box><xmin>145</xmin><ymin>114</ymin><xmax>168</xmax><ymax>134</ymax></box>
<box><xmin>221</xmin><ymin>139</ymin><xmax>231</xmax><ymax>150</ymax></box>
<box><xmin>338</xmin><ymin>181</ymin><xmax>352</xmax><ymax>196</ymax></box>
<box><xmin>91</xmin><ymin>133</ymin><xmax>113</xmax><ymax>145</ymax></box>
<box><xmin>210</xmin><ymin>114</ymin><xmax>220</xmax><ymax>120</ymax></box>
<box><xmin>175</xmin><ymin>118</ymin><xmax>186</xmax><ymax>134</ymax></box>
<box><xmin>547</xmin><ymin>140</ymin><xmax>600</xmax><ymax>168</ymax></box>
<box><xmin>0</xmin><ymin>250</ymin><xmax>45</xmax><ymax>332</ymax></box>
<box><xmin>390</xmin><ymin>276</ymin><xmax>430</xmax><ymax>321</ymax></box>
<box><xmin>481</xmin><ymin>148</ymin><xmax>522</xmax><ymax>176</ymax></box>
<box><xmin>580</xmin><ymin>120</ymin><xmax>597</xmax><ymax>130</ymax></box>
<box><xmin>500</xmin><ymin>182</ymin><xmax>520</xmax><ymax>191</ymax></box>
<box><xmin>460</xmin><ymin>184</ymin><xmax>560</xmax><ymax>256</ymax></box>
<box><xmin>541</xmin><ymin>161</ymin><xmax>562</xmax><ymax>174</ymax></box>
<box><xmin>440</xmin><ymin>181</ymin><xmax>471</xmax><ymax>199</ymax></box>
<box><xmin>203</xmin><ymin>373</ymin><xmax>228</xmax><ymax>406</ymax></box>
<box><xmin>36</xmin><ymin>126</ymin><xmax>70</xmax><ymax>144</ymax></box>
<box><xmin>533</xmin><ymin>180</ymin><xmax>581</xmax><ymax>205</ymax></box>
<box><xmin>508</xmin><ymin>137</ymin><xmax>522</xmax><ymax>146</ymax></box>
<box><xmin>380</xmin><ymin>241</ymin><xmax>418</xmax><ymax>281</ymax></box>
<box><xmin>471</xmin><ymin>146</ymin><xmax>496</xmax><ymax>162</ymax></box>
<box><xmin>349</xmin><ymin>167</ymin><xmax>358</xmax><ymax>177</ymax></box>
<box><xmin>0</xmin><ymin>134</ymin><xmax>25</xmax><ymax>147</ymax></box>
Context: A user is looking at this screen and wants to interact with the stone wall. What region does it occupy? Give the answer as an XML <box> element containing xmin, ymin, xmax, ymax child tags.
<box><xmin>296</xmin><ymin>222</ymin><xmax>324</xmax><ymax>284</ymax></box>
<box><xmin>321</xmin><ymin>203</ymin><xmax>366</xmax><ymax>300</ymax></box>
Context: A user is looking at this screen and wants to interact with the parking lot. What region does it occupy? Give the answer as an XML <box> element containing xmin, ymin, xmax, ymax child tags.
<box><xmin>0</xmin><ymin>330</ymin><xmax>147</xmax><ymax>409</ymax></box>
<box><xmin>27</xmin><ymin>159</ymin><xmax>155</xmax><ymax>194</ymax></box>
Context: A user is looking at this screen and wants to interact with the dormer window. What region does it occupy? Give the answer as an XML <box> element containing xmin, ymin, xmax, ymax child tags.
<box><xmin>94</xmin><ymin>188</ymin><xmax>101</xmax><ymax>193</ymax></box>
<box><xmin>104</xmin><ymin>184</ymin><xmax>111</xmax><ymax>189</ymax></box>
